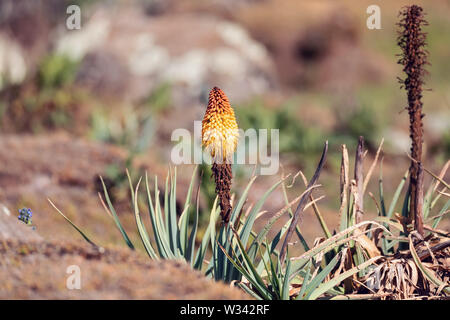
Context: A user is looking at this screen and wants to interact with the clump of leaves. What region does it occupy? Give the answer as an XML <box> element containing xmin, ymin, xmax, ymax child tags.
<box><xmin>144</xmin><ymin>82</ymin><xmax>173</xmax><ymax>114</ymax></box>
<box><xmin>236</xmin><ymin>99</ymin><xmax>324</xmax><ymax>159</ymax></box>
<box><xmin>38</xmin><ymin>54</ymin><xmax>80</xmax><ymax>90</ymax></box>
<box><xmin>49</xmin><ymin>134</ymin><xmax>449</xmax><ymax>299</ymax></box>
<box><xmin>335</xmin><ymin>104</ymin><xmax>381</xmax><ymax>150</ymax></box>
<box><xmin>0</xmin><ymin>54</ymin><xmax>86</xmax><ymax>133</ymax></box>
<box><xmin>224</xmin><ymin>136</ymin><xmax>448</xmax><ymax>300</ymax></box>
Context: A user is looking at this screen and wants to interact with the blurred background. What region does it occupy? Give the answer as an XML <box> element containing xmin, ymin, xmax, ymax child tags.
<box><xmin>0</xmin><ymin>0</ymin><xmax>448</xmax><ymax>247</ymax></box>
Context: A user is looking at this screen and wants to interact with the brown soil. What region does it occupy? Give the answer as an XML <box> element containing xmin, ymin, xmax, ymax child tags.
<box><xmin>0</xmin><ymin>134</ymin><xmax>250</xmax><ymax>299</ymax></box>
<box><xmin>0</xmin><ymin>133</ymin><xmax>131</xmax><ymax>245</ymax></box>
<box><xmin>0</xmin><ymin>208</ymin><xmax>249</xmax><ymax>299</ymax></box>
<box><xmin>0</xmin><ymin>239</ymin><xmax>249</xmax><ymax>299</ymax></box>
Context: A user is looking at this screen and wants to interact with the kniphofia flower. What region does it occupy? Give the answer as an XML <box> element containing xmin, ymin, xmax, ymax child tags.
<box><xmin>202</xmin><ymin>87</ymin><xmax>239</xmax><ymax>164</ymax></box>
<box><xmin>201</xmin><ymin>87</ymin><xmax>239</xmax><ymax>225</ymax></box>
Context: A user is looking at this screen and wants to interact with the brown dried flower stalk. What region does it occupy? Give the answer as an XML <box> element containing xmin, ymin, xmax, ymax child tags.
<box><xmin>202</xmin><ymin>87</ymin><xmax>239</xmax><ymax>225</ymax></box>
<box><xmin>397</xmin><ymin>5</ymin><xmax>429</xmax><ymax>236</ymax></box>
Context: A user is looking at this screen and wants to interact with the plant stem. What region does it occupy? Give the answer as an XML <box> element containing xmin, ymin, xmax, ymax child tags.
<box><xmin>397</xmin><ymin>5</ymin><xmax>428</xmax><ymax>236</ymax></box>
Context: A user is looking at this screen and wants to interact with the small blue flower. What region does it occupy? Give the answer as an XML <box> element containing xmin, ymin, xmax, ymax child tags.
<box><xmin>18</xmin><ymin>208</ymin><xmax>33</xmax><ymax>225</ymax></box>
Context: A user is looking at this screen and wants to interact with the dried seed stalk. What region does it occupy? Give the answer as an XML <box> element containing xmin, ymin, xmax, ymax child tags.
<box><xmin>397</xmin><ymin>5</ymin><xmax>429</xmax><ymax>236</ymax></box>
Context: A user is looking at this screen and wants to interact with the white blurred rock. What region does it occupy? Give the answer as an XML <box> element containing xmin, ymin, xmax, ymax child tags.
<box><xmin>210</xmin><ymin>47</ymin><xmax>247</xmax><ymax>78</ymax></box>
<box><xmin>218</xmin><ymin>21</ymin><xmax>270</xmax><ymax>68</ymax></box>
<box><xmin>61</xmin><ymin>7</ymin><xmax>278</xmax><ymax>104</ymax></box>
<box><xmin>163</xmin><ymin>49</ymin><xmax>209</xmax><ymax>96</ymax></box>
<box><xmin>0</xmin><ymin>34</ymin><xmax>27</xmax><ymax>89</ymax></box>
<box><xmin>1</xmin><ymin>204</ymin><xmax>11</xmax><ymax>217</ymax></box>
<box><xmin>56</xmin><ymin>10</ymin><xmax>111</xmax><ymax>61</ymax></box>
<box><xmin>128</xmin><ymin>34</ymin><xmax>170</xmax><ymax>76</ymax></box>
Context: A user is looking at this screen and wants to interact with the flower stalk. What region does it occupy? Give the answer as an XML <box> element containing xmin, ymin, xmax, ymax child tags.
<box><xmin>397</xmin><ymin>5</ymin><xmax>429</xmax><ymax>236</ymax></box>
<box><xmin>202</xmin><ymin>87</ymin><xmax>239</xmax><ymax>225</ymax></box>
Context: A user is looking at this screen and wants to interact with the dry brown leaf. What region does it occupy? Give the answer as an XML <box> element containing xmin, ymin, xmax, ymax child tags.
<box><xmin>354</xmin><ymin>228</ymin><xmax>381</xmax><ymax>258</ymax></box>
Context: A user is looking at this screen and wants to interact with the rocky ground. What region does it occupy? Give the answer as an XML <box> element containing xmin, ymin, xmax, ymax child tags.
<box><xmin>0</xmin><ymin>204</ymin><xmax>249</xmax><ymax>299</ymax></box>
<box><xmin>0</xmin><ymin>133</ymin><xmax>251</xmax><ymax>299</ymax></box>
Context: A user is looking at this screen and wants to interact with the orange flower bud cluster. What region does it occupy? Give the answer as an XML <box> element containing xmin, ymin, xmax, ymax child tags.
<box><xmin>202</xmin><ymin>87</ymin><xmax>239</xmax><ymax>163</ymax></box>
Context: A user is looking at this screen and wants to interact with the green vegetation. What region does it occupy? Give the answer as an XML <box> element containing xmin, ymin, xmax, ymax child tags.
<box><xmin>236</xmin><ymin>99</ymin><xmax>324</xmax><ymax>160</ymax></box>
<box><xmin>38</xmin><ymin>54</ymin><xmax>80</xmax><ymax>90</ymax></box>
<box><xmin>0</xmin><ymin>54</ymin><xmax>82</xmax><ymax>132</ymax></box>
<box><xmin>144</xmin><ymin>82</ymin><xmax>173</xmax><ymax>114</ymax></box>
<box><xmin>50</xmin><ymin>137</ymin><xmax>450</xmax><ymax>299</ymax></box>
<box><xmin>335</xmin><ymin>104</ymin><xmax>381</xmax><ymax>149</ymax></box>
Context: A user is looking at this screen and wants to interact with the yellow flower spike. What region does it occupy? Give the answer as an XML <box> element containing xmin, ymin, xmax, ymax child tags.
<box><xmin>201</xmin><ymin>87</ymin><xmax>239</xmax><ymax>225</ymax></box>
<box><xmin>202</xmin><ymin>87</ymin><xmax>239</xmax><ymax>164</ymax></box>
